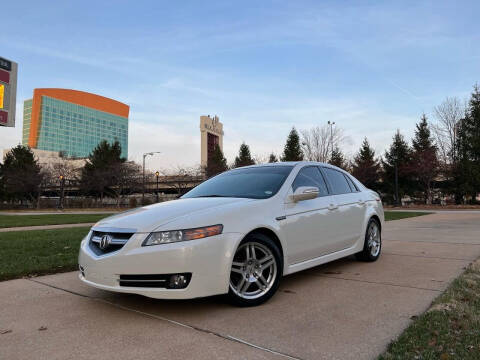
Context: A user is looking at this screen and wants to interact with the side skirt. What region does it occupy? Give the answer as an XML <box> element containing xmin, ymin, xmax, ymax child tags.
<box><xmin>284</xmin><ymin>240</ymin><xmax>364</xmax><ymax>275</ymax></box>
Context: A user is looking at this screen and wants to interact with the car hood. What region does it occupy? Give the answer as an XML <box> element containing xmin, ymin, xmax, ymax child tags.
<box><xmin>93</xmin><ymin>197</ymin><xmax>254</xmax><ymax>233</ymax></box>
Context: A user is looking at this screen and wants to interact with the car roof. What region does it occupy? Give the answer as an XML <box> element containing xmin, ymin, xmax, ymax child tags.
<box><xmin>226</xmin><ymin>162</ymin><xmax>367</xmax><ymax>191</ymax></box>
<box><xmin>235</xmin><ymin>161</ymin><xmax>336</xmax><ymax>169</ymax></box>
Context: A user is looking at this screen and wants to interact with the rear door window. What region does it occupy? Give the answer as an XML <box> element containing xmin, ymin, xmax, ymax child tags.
<box><xmin>322</xmin><ymin>167</ymin><xmax>352</xmax><ymax>195</ymax></box>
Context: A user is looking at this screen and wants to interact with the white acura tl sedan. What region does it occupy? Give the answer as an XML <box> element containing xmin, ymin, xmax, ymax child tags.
<box><xmin>79</xmin><ymin>162</ymin><xmax>384</xmax><ymax>306</ymax></box>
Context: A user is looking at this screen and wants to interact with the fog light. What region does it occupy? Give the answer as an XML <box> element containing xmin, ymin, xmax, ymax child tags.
<box><xmin>168</xmin><ymin>274</ymin><xmax>190</xmax><ymax>289</ymax></box>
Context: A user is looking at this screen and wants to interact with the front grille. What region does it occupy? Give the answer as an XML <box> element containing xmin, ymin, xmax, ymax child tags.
<box><xmin>89</xmin><ymin>230</ymin><xmax>135</xmax><ymax>256</ymax></box>
<box><xmin>119</xmin><ymin>273</ymin><xmax>192</xmax><ymax>288</ymax></box>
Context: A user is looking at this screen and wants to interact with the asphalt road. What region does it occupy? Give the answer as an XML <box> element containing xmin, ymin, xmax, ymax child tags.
<box><xmin>1</xmin><ymin>212</ymin><xmax>480</xmax><ymax>360</ymax></box>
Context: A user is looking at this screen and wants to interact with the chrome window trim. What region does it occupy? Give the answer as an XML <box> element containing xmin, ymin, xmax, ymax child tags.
<box><xmin>91</xmin><ymin>226</ymin><xmax>137</xmax><ymax>233</ymax></box>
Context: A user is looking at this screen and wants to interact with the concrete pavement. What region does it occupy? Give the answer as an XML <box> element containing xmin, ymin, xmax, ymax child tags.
<box><xmin>1</xmin><ymin>212</ymin><xmax>480</xmax><ymax>360</ymax></box>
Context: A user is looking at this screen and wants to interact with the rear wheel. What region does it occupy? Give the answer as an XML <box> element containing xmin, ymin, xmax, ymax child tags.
<box><xmin>227</xmin><ymin>233</ymin><xmax>282</xmax><ymax>306</ymax></box>
<box><xmin>356</xmin><ymin>218</ymin><xmax>381</xmax><ymax>262</ymax></box>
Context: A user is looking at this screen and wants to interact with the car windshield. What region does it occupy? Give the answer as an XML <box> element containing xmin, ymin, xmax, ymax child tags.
<box><xmin>182</xmin><ymin>166</ymin><xmax>294</xmax><ymax>199</ymax></box>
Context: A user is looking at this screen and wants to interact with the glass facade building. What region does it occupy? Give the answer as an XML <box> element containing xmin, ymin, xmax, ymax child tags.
<box><xmin>22</xmin><ymin>89</ymin><xmax>129</xmax><ymax>159</ymax></box>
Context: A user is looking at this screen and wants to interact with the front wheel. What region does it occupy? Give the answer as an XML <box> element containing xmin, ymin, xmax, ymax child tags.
<box><xmin>227</xmin><ymin>233</ymin><xmax>282</xmax><ymax>307</ymax></box>
<box><xmin>356</xmin><ymin>218</ymin><xmax>382</xmax><ymax>262</ymax></box>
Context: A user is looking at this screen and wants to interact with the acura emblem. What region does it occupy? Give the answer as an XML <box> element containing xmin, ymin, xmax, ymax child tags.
<box><xmin>99</xmin><ymin>234</ymin><xmax>112</xmax><ymax>250</ymax></box>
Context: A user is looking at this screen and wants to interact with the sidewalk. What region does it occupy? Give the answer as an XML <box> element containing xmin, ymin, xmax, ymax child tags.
<box><xmin>0</xmin><ymin>223</ymin><xmax>95</xmax><ymax>232</ymax></box>
<box><xmin>0</xmin><ymin>210</ymin><xmax>118</xmax><ymax>215</ymax></box>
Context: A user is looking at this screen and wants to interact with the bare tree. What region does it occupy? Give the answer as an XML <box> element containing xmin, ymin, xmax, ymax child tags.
<box><xmin>110</xmin><ymin>161</ymin><xmax>142</xmax><ymax>207</ymax></box>
<box><xmin>300</xmin><ymin>124</ymin><xmax>346</xmax><ymax>162</ymax></box>
<box><xmin>160</xmin><ymin>166</ymin><xmax>203</xmax><ymax>196</ymax></box>
<box><xmin>253</xmin><ymin>153</ymin><xmax>271</xmax><ymax>164</ymax></box>
<box><xmin>47</xmin><ymin>158</ymin><xmax>81</xmax><ymax>184</ymax></box>
<box><xmin>432</xmin><ymin>97</ymin><xmax>465</xmax><ymax>166</ymax></box>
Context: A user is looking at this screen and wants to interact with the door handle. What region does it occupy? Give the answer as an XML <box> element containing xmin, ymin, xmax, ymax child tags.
<box><xmin>358</xmin><ymin>200</ymin><xmax>365</xmax><ymax>206</ymax></box>
<box><xmin>328</xmin><ymin>204</ymin><xmax>338</xmax><ymax>211</ymax></box>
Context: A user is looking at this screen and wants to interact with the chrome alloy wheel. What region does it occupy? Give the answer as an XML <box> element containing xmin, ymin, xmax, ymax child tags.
<box><xmin>367</xmin><ymin>221</ymin><xmax>381</xmax><ymax>257</ymax></box>
<box><xmin>229</xmin><ymin>242</ymin><xmax>277</xmax><ymax>300</ymax></box>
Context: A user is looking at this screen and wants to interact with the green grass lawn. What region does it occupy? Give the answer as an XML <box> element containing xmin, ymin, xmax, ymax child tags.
<box><xmin>0</xmin><ymin>227</ymin><xmax>90</xmax><ymax>281</ymax></box>
<box><xmin>379</xmin><ymin>259</ymin><xmax>480</xmax><ymax>360</ymax></box>
<box><xmin>384</xmin><ymin>211</ymin><xmax>432</xmax><ymax>221</ymax></box>
<box><xmin>0</xmin><ymin>213</ymin><xmax>113</xmax><ymax>228</ymax></box>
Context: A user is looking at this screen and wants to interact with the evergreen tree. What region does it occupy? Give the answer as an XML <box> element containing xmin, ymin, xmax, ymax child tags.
<box><xmin>352</xmin><ymin>138</ymin><xmax>381</xmax><ymax>191</ymax></box>
<box><xmin>281</xmin><ymin>127</ymin><xmax>303</xmax><ymax>161</ymax></box>
<box><xmin>329</xmin><ymin>146</ymin><xmax>348</xmax><ymax>170</ymax></box>
<box><xmin>80</xmin><ymin>140</ymin><xmax>125</xmax><ymax>200</ymax></box>
<box><xmin>268</xmin><ymin>153</ymin><xmax>278</xmax><ymax>163</ymax></box>
<box><xmin>0</xmin><ymin>145</ymin><xmax>43</xmax><ymax>204</ymax></box>
<box><xmin>455</xmin><ymin>84</ymin><xmax>480</xmax><ymax>203</ymax></box>
<box><xmin>411</xmin><ymin>114</ymin><xmax>438</xmax><ymax>204</ymax></box>
<box><xmin>381</xmin><ymin>130</ymin><xmax>413</xmax><ymax>205</ymax></box>
<box><xmin>234</xmin><ymin>142</ymin><xmax>255</xmax><ymax>168</ymax></box>
<box><xmin>206</xmin><ymin>144</ymin><xmax>228</xmax><ymax>177</ymax></box>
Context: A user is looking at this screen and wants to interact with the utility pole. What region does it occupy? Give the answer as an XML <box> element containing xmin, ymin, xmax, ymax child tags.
<box><xmin>142</xmin><ymin>152</ymin><xmax>161</xmax><ymax>205</ymax></box>
<box><xmin>394</xmin><ymin>161</ymin><xmax>399</xmax><ymax>206</ymax></box>
<box><xmin>327</xmin><ymin>121</ymin><xmax>336</xmax><ymax>159</ymax></box>
<box><xmin>155</xmin><ymin>171</ymin><xmax>160</xmax><ymax>203</ymax></box>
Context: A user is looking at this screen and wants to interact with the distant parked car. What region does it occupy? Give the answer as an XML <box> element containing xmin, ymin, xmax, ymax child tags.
<box><xmin>79</xmin><ymin>162</ymin><xmax>384</xmax><ymax>306</ymax></box>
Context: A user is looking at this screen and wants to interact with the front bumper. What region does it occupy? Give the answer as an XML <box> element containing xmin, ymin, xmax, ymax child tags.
<box><xmin>78</xmin><ymin>231</ymin><xmax>244</xmax><ymax>299</ymax></box>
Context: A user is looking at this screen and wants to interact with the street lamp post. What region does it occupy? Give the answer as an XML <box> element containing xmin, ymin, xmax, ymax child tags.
<box><xmin>58</xmin><ymin>175</ymin><xmax>65</xmax><ymax>209</ymax></box>
<box><xmin>142</xmin><ymin>152</ymin><xmax>161</xmax><ymax>205</ymax></box>
<box><xmin>155</xmin><ymin>171</ymin><xmax>160</xmax><ymax>203</ymax></box>
<box><xmin>327</xmin><ymin>121</ymin><xmax>336</xmax><ymax>159</ymax></box>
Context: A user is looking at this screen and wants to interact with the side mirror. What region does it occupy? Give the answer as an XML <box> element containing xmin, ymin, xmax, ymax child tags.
<box><xmin>291</xmin><ymin>186</ymin><xmax>319</xmax><ymax>202</ymax></box>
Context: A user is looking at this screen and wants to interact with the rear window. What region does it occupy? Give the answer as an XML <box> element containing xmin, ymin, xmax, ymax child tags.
<box><xmin>345</xmin><ymin>175</ymin><xmax>359</xmax><ymax>192</ymax></box>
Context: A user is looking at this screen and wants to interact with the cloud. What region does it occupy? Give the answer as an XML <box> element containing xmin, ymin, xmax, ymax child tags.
<box><xmin>128</xmin><ymin>120</ymin><xmax>202</xmax><ymax>171</ymax></box>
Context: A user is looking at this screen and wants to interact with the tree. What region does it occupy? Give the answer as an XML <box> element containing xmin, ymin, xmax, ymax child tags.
<box><xmin>110</xmin><ymin>161</ymin><xmax>142</xmax><ymax>207</ymax></box>
<box><xmin>352</xmin><ymin>138</ymin><xmax>381</xmax><ymax>191</ymax></box>
<box><xmin>329</xmin><ymin>147</ymin><xmax>348</xmax><ymax>170</ymax></box>
<box><xmin>42</xmin><ymin>156</ymin><xmax>83</xmax><ymax>209</ymax></box>
<box><xmin>300</xmin><ymin>124</ymin><xmax>346</xmax><ymax>162</ymax></box>
<box><xmin>234</xmin><ymin>142</ymin><xmax>255</xmax><ymax>168</ymax></box>
<box><xmin>80</xmin><ymin>140</ymin><xmax>125</xmax><ymax>202</ymax></box>
<box><xmin>160</xmin><ymin>166</ymin><xmax>203</xmax><ymax>196</ymax></box>
<box><xmin>268</xmin><ymin>153</ymin><xmax>278</xmax><ymax>163</ymax></box>
<box><xmin>455</xmin><ymin>84</ymin><xmax>480</xmax><ymax>203</ymax></box>
<box><xmin>0</xmin><ymin>145</ymin><xmax>43</xmax><ymax>207</ymax></box>
<box><xmin>281</xmin><ymin>127</ymin><xmax>303</xmax><ymax>161</ymax></box>
<box><xmin>432</xmin><ymin>97</ymin><xmax>465</xmax><ymax>200</ymax></box>
<box><xmin>432</xmin><ymin>97</ymin><xmax>465</xmax><ymax>166</ymax></box>
<box><xmin>381</xmin><ymin>130</ymin><xmax>413</xmax><ymax>205</ymax></box>
<box><xmin>206</xmin><ymin>144</ymin><xmax>228</xmax><ymax>178</ymax></box>
<box><xmin>411</xmin><ymin>114</ymin><xmax>438</xmax><ymax>204</ymax></box>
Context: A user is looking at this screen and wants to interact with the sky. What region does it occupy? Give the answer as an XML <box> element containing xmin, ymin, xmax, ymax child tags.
<box><xmin>1</xmin><ymin>0</ymin><xmax>479</xmax><ymax>171</ymax></box>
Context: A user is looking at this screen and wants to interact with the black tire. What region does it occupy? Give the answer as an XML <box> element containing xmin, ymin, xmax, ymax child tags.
<box><xmin>355</xmin><ymin>218</ymin><xmax>382</xmax><ymax>262</ymax></box>
<box><xmin>227</xmin><ymin>233</ymin><xmax>283</xmax><ymax>307</ymax></box>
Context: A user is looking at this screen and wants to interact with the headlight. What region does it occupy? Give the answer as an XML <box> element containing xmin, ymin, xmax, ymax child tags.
<box><xmin>142</xmin><ymin>224</ymin><xmax>223</xmax><ymax>246</ymax></box>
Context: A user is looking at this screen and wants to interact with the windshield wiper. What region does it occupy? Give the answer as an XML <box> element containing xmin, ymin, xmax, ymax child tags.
<box><xmin>193</xmin><ymin>195</ymin><xmax>227</xmax><ymax>198</ymax></box>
